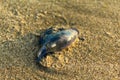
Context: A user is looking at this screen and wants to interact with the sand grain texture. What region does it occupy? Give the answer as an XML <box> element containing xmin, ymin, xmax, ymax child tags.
<box><xmin>0</xmin><ymin>0</ymin><xmax>120</xmax><ymax>80</ymax></box>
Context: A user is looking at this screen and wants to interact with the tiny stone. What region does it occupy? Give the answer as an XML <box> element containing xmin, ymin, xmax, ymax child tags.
<box><xmin>79</xmin><ymin>37</ymin><xmax>85</xmax><ymax>41</ymax></box>
<box><xmin>105</xmin><ymin>32</ymin><xmax>114</xmax><ymax>38</ymax></box>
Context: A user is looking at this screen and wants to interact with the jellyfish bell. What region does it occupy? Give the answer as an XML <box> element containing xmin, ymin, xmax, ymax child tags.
<box><xmin>36</xmin><ymin>28</ymin><xmax>79</xmax><ymax>62</ymax></box>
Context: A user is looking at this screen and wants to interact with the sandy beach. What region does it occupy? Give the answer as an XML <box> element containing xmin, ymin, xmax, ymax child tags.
<box><xmin>0</xmin><ymin>0</ymin><xmax>120</xmax><ymax>80</ymax></box>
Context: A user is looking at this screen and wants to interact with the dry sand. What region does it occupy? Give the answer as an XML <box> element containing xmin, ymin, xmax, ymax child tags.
<box><xmin>0</xmin><ymin>0</ymin><xmax>120</xmax><ymax>80</ymax></box>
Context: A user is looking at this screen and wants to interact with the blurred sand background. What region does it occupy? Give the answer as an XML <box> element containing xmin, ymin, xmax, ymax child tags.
<box><xmin>0</xmin><ymin>0</ymin><xmax>120</xmax><ymax>80</ymax></box>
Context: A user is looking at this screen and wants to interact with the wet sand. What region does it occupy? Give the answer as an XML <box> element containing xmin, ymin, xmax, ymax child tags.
<box><xmin>0</xmin><ymin>0</ymin><xmax>120</xmax><ymax>80</ymax></box>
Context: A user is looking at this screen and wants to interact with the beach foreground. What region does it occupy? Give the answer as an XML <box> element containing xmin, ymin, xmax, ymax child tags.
<box><xmin>0</xmin><ymin>0</ymin><xmax>120</xmax><ymax>80</ymax></box>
